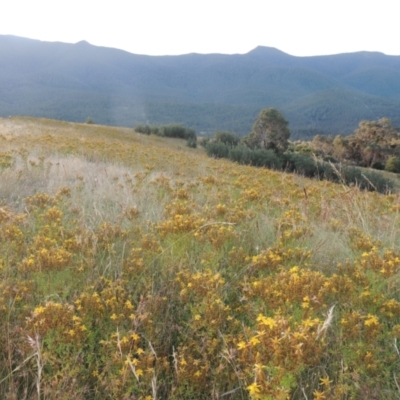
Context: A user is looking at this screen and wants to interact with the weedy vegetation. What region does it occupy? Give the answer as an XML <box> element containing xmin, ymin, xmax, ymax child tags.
<box><xmin>1</xmin><ymin>117</ymin><xmax>400</xmax><ymax>399</ymax></box>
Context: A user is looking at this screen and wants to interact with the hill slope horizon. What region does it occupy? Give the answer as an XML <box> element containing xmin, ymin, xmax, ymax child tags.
<box><xmin>2</xmin><ymin>35</ymin><xmax>400</xmax><ymax>137</ymax></box>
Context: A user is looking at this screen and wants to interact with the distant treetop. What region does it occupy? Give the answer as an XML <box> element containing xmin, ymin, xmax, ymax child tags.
<box><xmin>243</xmin><ymin>108</ymin><xmax>291</xmax><ymax>153</ymax></box>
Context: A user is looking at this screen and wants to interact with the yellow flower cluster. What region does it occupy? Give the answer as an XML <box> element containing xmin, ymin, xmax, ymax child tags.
<box><xmin>1</xmin><ymin>118</ymin><xmax>400</xmax><ymax>399</ymax></box>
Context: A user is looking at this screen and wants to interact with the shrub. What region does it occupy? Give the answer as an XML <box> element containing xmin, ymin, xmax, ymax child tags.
<box><xmin>249</xmin><ymin>149</ymin><xmax>283</xmax><ymax>169</ymax></box>
<box><xmin>228</xmin><ymin>145</ymin><xmax>253</xmax><ymax>164</ymax></box>
<box><xmin>385</xmin><ymin>156</ymin><xmax>400</xmax><ymax>173</ymax></box>
<box><xmin>134</xmin><ymin>124</ymin><xmax>151</xmax><ymax>134</ymax></box>
<box><xmin>317</xmin><ymin>162</ymin><xmax>340</xmax><ymax>182</ymax></box>
<box><xmin>371</xmin><ymin>161</ymin><xmax>385</xmax><ymax>170</ymax></box>
<box><xmin>186</xmin><ymin>137</ymin><xmax>197</xmax><ymax>148</ymax></box>
<box><xmin>343</xmin><ymin>167</ymin><xmax>394</xmax><ymax>193</ymax></box>
<box><xmin>323</xmin><ymin>155</ymin><xmax>337</xmax><ymax>163</ymax></box>
<box><xmin>135</xmin><ymin>123</ymin><xmax>197</xmax><ymax>143</ymax></box>
<box><xmin>205</xmin><ymin>141</ymin><xmax>230</xmax><ymax>158</ymax></box>
<box><xmin>284</xmin><ymin>153</ymin><xmax>318</xmax><ymax>177</ymax></box>
<box><xmin>227</xmin><ymin>146</ymin><xmax>282</xmax><ymax>169</ymax></box>
<box><xmin>200</xmin><ymin>137</ymin><xmax>211</xmax><ymax>148</ymax></box>
<box><xmin>161</xmin><ymin>124</ymin><xmax>196</xmax><ymax>140</ymax></box>
<box><xmin>214</xmin><ymin>131</ymin><xmax>240</xmax><ymax>147</ymax></box>
<box><xmin>150</xmin><ymin>126</ymin><xmax>160</xmax><ymax>135</ymax></box>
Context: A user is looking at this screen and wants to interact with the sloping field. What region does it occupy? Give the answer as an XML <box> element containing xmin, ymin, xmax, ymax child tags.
<box><xmin>1</xmin><ymin>118</ymin><xmax>400</xmax><ymax>399</ymax></box>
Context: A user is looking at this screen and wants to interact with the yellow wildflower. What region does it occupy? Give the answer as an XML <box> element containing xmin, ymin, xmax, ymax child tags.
<box><xmin>313</xmin><ymin>390</ymin><xmax>326</xmax><ymax>400</ymax></box>
<box><xmin>364</xmin><ymin>314</ymin><xmax>379</xmax><ymax>327</ymax></box>
<box><xmin>256</xmin><ymin>314</ymin><xmax>276</xmax><ymax>329</ymax></box>
<box><xmin>125</xmin><ymin>300</ymin><xmax>134</xmax><ymax>310</ymax></box>
<box><xmin>247</xmin><ymin>382</ymin><xmax>261</xmax><ymax>397</ymax></box>
<box><xmin>319</xmin><ymin>376</ymin><xmax>332</xmax><ymax>387</ymax></box>
<box><xmin>237</xmin><ymin>341</ymin><xmax>247</xmax><ymax>350</ymax></box>
<box><xmin>131</xmin><ymin>332</ymin><xmax>140</xmax><ymax>341</ymax></box>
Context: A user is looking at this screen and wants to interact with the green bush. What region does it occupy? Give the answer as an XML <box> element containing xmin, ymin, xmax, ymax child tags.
<box><xmin>205</xmin><ymin>141</ymin><xmax>230</xmax><ymax>158</ymax></box>
<box><xmin>134</xmin><ymin>124</ymin><xmax>197</xmax><ymax>142</ymax></box>
<box><xmin>134</xmin><ymin>124</ymin><xmax>151</xmax><ymax>134</ymax></box>
<box><xmin>249</xmin><ymin>149</ymin><xmax>283</xmax><ymax>169</ymax></box>
<box><xmin>316</xmin><ymin>162</ymin><xmax>340</xmax><ymax>182</ymax></box>
<box><xmin>385</xmin><ymin>156</ymin><xmax>400</xmax><ymax>173</ymax></box>
<box><xmin>323</xmin><ymin>155</ymin><xmax>337</xmax><ymax>163</ymax></box>
<box><xmin>227</xmin><ymin>146</ymin><xmax>283</xmax><ymax>169</ymax></box>
<box><xmin>200</xmin><ymin>137</ymin><xmax>211</xmax><ymax>148</ymax></box>
<box><xmin>214</xmin><ymin>131</ymin><xmax>240</xmax><ymax>147</ymax></box>
<box><xmin>284</xmin><ymin>153</ymin><xmax>318</xmax><ymax>177</ymax></box>
<box><xmin>186</xmin><ymin>137</ymin><xmax>197</xmax><ymax>148</ymax></box>
<box><xmin>161</xmin><ymin>124</ymin><xmax>196</xmax><ymax>140</ymax></box>
<box><xmin>228</xmin><ymin>145</ymin><xmax>253</xmax><ymax>164</ymax></box>
<box><xmin>150</xmin><ymin>126</ymin><xmax>160</xmax><ymax>135</ymax></box>
<box><xmin>371</xmin><ymin>161</ymin><xmax>385</xmax><ymax>170</ymax></box>
<box><xmin>343</xmin><ymin>167</ymin><xmax>394</xmax><ymax>193</ymax></box>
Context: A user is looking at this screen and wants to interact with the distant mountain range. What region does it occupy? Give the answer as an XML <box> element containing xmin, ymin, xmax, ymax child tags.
<box><xmin>1</xmin><ymin>35</ymin><xmax>400</xmax><ymax>138</ymax></box>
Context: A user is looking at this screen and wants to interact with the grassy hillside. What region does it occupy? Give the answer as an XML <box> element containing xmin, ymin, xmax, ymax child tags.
<box><xmin>1</xmin><ymin>118</ymin><xmax>400</xmax><ymax>399</ymax></box>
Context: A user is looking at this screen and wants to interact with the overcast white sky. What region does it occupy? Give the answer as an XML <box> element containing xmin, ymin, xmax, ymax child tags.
<box><xmin>2</xmin><ymin>0</ymin><xmax>399</xmax><ymax>56</ymax></box>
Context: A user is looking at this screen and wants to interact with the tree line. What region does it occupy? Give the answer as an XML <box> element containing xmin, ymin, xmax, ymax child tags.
<box><xmin>308</xmin><ymin>118</ymin><xmax>400</xmax><ymax>172</ymax></box>
<box><xmin>203</xmin><ymin>108</ymin><xmax>398</xmax><ymax>194</ymax></box>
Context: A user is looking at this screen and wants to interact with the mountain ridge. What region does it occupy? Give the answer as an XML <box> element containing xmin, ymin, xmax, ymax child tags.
<box><xmin>1</xmin><ymin>35</ymin><xmax>400</xmax><ymax>136</ymax></box>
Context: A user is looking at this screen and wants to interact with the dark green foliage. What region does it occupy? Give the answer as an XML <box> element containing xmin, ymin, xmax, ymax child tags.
<box><xmin>135</xmin><ymin>123</ymin><xmax>197</xmax><ymax>146</ymax></box>
<box><xmin>323</xmin><ymin>155</ymin><xmax>337</xmax><ymax>163</ymax></box>
<box><xmin>205</xmin><ymin>125</ymin><xmax>395</xmax><ymax>194</ymax></box>
<box><xmin>205</xmin><ymin>141</ymin><xmax>230</xmax><ymax>159</ymax></box>
<box><xmin>371</xmin><ymin>161</ymin><xmax>385</xmax><ymax>170</ymax></box>
<box><xmin>342</xmin><ymin>167</ymin><xmax>394</xmax><ymax>192</ymax></box>
<box><xmin>385</xmin><ymin>156</ymin><xmax>400</xmax><ymax>173</ymax></box>
<box><xmin>228</xmin><ymin>146</ymin><xmax>283</xmax><ymax>169</ymax></box>
<box><xmin>247</xmin><ymin>149</ymin><xmax>283</xmax><ymax>169</ymax></box>
<box><xmin>243</xmin><ymin>108</ymin><xmax>291</xmax><ymax>153</ymax></box>
<box><xmin>283</xmin><ymin>153</ymin><xmax>318</xmax><ymax>177</ymax></box>
<box><xmin>134</xmin><ymin>124</ymin><xmax>151</xmax><ymax>134</ymax></box>
<box><xmin>283</xmin><ymin>152</ymin><xmax>394</xmax><ymax>192</ymax></box>
<box><xmin>199</xmin><ymin>137</ymin><xmax>211</xmax><ymax>148</ymax></box>
<box><xmin>206</xmin><ymin>141</ymin><xmax>283</xmax><ymax>169</ymax></box>
<box><xmin>85</xmin><ymin>117</ymin><xmax>94</xmax><ymax>124</ymax></box>
<box><xmin>214</xmin><ymin>131</ymin><xmax>240</xmax><ymax>147</ymax></box>
<box><xmin>316</xmin><ymin>162</ymin><xmax>339</xmax><ymax>182</ymax></box>
<box><xmin>228</xmin><ymin>145</ymin><xmax>254</xmax><ymax>164</ymax></box>
<box><xmin>160</xmin><ymin>124</ymin><xmax>196</xmax><ymax>140</ymax></box>
<box><xmin>150</xmin><ymin>126</ymin><xmax>160</xmax><ymax>135</ymax></box>
<box><xmin>186</xmin><ymin>137</ymin><xmax>197</xmax><ymax>148</ymax></box>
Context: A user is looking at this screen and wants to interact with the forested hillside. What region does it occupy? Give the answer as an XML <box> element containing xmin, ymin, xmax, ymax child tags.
<box><xmin>2</xmin><ymin>35</ymin><xmax>400</xmax><ymax>136</ymax></box>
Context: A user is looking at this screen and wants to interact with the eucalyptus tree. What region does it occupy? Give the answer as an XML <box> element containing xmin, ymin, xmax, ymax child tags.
<box><xmin>243</xmin><ymin>108</ymin><xmax>290</xmax><ymax>153</ymax></box>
